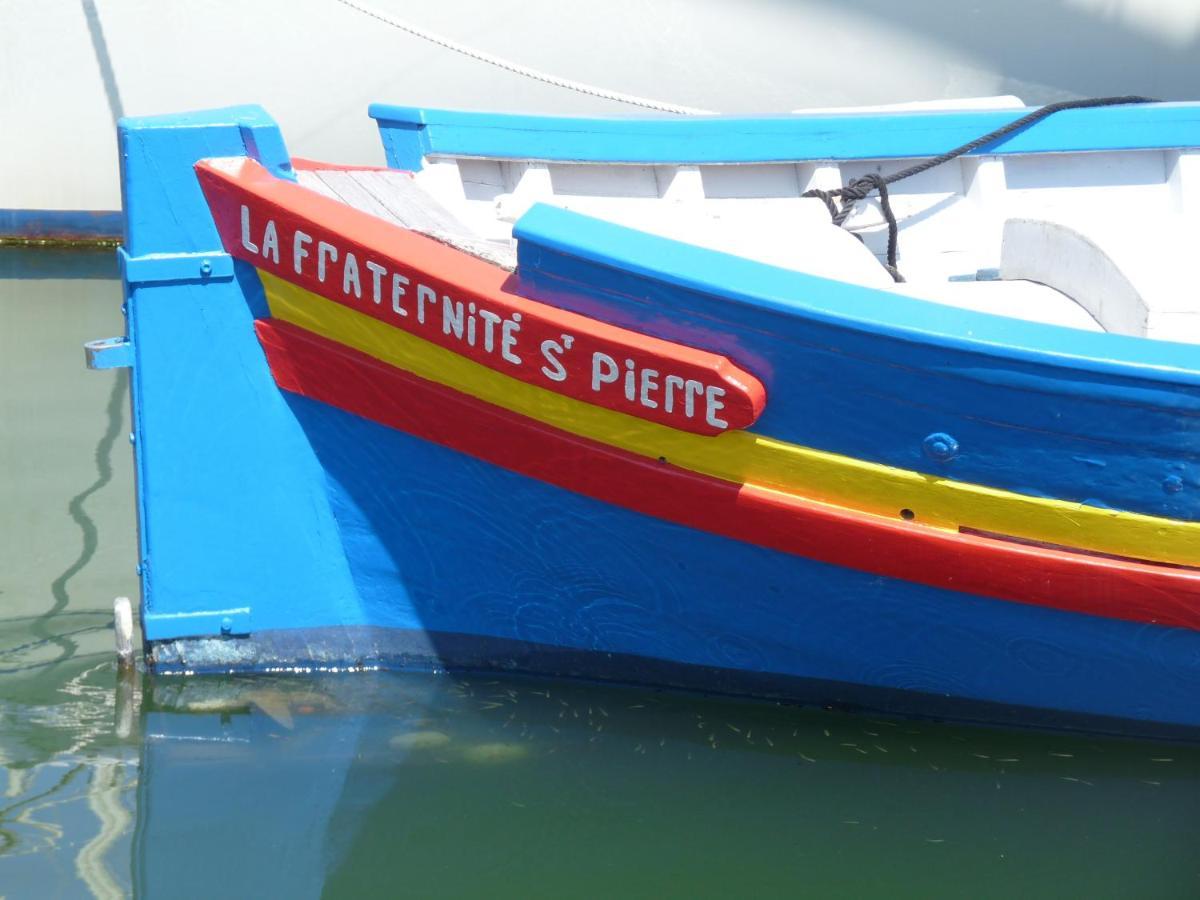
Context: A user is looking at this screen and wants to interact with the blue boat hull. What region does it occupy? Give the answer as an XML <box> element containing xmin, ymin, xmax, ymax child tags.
<box><xmin>146</xmin><ymin>394</ymin><xmax>1200</xmax><ymax>735</ymax></box>
<box><xmin>105</xmin><ymin>104</ymin><xmax>1200</xmax><ymax>737</ymax></box>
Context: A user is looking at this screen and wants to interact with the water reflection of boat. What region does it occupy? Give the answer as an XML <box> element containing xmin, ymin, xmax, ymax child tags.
<box><xmin>132</xmin><ymin>672</ymin><xmax>1200</xmax><ymax>897</ymax></box>
<box><xmin>99</xmin><ymin>100</ymin><xmax>1200</xmax><ymax>737</ymax></box>
<box><xmin>0</xmin><ymin>658</ymin><xmax>138</xmax><ymax>897</ymax></box>
<box><xmin>5</xmin><ymin>667</ymin><xmax>1197</xmax><ymax>895</ymax></box>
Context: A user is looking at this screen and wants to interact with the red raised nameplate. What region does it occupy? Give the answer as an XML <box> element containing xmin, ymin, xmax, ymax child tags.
<box><xmin>197</xmin><ymin>158</ymin><xmax>766</xmax><ymax>436</ymax></box>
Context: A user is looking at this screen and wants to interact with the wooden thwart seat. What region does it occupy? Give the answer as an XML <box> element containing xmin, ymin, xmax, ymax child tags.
<box><xmin>1000</xmin><ymin>216</ymin><xmax>1200</xmax><ymax>343</ymax></box>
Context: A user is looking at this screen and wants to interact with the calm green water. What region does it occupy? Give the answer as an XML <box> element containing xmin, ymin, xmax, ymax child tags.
<box><xmin>1</xmin><ymin>249</ymin><xmax>1198</xmax><ymax>899</ymax></box>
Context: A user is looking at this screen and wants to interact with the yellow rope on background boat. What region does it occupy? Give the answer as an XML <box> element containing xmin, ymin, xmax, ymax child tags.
<box><xmin>262</xmin><ymin>271</ymin><xmax>1200</xmax><ymax>567</ymax></box>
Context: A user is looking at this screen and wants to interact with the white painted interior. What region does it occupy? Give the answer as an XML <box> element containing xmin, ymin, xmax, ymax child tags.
<box><xmin>353</xmin><ymin>144</ymin><xmax>1193</xmax><ymax>339</ymax></box>
<box><xmin>1001</xmin><ymin>217</ymin><xmax>1200</xmax><ymax>342</ymax></box>
<box><xmin>300</xmin><ymin>142</ymin><xmax>1200</xmax><ymax>339</ymax></box>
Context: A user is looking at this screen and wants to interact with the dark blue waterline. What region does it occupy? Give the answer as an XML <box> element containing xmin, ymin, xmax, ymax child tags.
<box><xmin>0</xmin><ymin>210</ymin><xmax>122</xmax><ymax>242</ymax></box>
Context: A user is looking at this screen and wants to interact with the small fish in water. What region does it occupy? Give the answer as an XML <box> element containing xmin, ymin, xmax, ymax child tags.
<box><xmin>178</xmin><ymin>698</ymin><xmax>251</xmax><ymax>715</ymax></box>
<box><xmin>245</xmin><ymin>690</ymin><xmax>297</xmax><ymax>729</ymax></box>
<box><xmin>460</xmin><ymin>742</ymin><xmax>529</xmax><ymax>764</ymax></box>
<box><xmin>390</xmin><ymin>730</ymin><xmax>452</xmax><ymax>751</ymax></box>
<box><xmin>180</xmin><ymin>685</ymin><xmax>340</xmax><ymax>729</ymax></box>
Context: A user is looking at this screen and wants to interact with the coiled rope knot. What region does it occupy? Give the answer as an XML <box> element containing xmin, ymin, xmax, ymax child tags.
<box><xmin>835</xmin><ymin>174</ymin><xmax>889</xmax><ymax>224</ymax></box>
<box><xmin>804</xmin><ymin>173</ymin><xmax>902</xmax><ymax>282</ymax></box>
<box><xmin>802</xmin><ymin>95</ymin><xmax>1156</xmax><ymax>284</ymax></box>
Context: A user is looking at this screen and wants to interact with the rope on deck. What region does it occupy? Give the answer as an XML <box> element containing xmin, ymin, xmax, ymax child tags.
<box><xmin>332</xmin><ymin>0</ymin><xmax>713</xmax><ymax>115</ymax></box>
<box><xmin>804</xmin><ymin>96</ymin><xmax>1157</xmax><ymax>283</ymax></box>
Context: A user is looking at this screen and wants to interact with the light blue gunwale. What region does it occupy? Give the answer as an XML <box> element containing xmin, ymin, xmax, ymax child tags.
<box><xmin>370</xmin><ymin>101</ymin><xmax>1200</xmax><ymax>169</ymax></box>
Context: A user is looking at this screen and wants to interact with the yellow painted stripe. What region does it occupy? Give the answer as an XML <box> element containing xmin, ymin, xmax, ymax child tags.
<box><xmin>261</xmin><ymin>271</ymin><xmax>1200</xmax><ymax>567</ymax></box>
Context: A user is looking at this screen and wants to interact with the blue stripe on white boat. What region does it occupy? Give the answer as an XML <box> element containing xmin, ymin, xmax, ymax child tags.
<box><xmin>0</xmin><ymin>208</ymin><xmax>122</xmax><ymax>240</ymax></box>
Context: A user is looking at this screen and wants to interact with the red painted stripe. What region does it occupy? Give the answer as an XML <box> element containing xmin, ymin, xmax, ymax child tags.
<box><xmin>290</xmin><ymin>157</ymin><xmax>395</xmax><ymax>173</ymax></box>
<box><xmin>256</xmin><ymin>318</ymin><xmax>1200</xmax><ymax>632</ymax></box>
<box><xmin>197</xmin><ymin>157</ymin><xmax>765</xmax><ymax>435</ymax></box>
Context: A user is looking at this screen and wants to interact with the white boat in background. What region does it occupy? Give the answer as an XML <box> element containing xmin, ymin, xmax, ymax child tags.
<box><xmin>3</xmin><ymin>0</ymin><xmax>1200</xmax><ymax>231</ymax></box>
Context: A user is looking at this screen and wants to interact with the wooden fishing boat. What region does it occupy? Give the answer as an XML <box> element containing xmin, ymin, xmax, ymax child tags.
<box><xmin>96</xmin><ymin>101</ymin><xmax>1200</xmax><ymax>736</ymax></box>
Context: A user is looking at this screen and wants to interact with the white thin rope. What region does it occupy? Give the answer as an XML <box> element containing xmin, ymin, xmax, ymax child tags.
<box><xmin>333</xmin><ymin>0</ymin><xmax>713</xmax><ymax>115</ymax></box>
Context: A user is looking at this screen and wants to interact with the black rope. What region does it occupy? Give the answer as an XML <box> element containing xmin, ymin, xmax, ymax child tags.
<box><xmin>803</xmin><ymin>95</ymin><xmax>1156</xmax><ymax>283</ymax></box>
